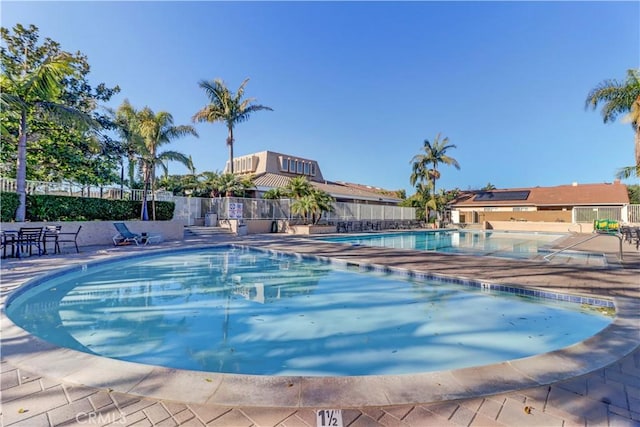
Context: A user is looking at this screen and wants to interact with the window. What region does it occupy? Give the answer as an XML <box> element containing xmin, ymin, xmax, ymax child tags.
<box><xmin>304</xmin><ymin>163</ymin><xmax>310</xmax><ymax>175</ymax></box>
<box><xmin>280</xmin><ymin>157</ymin><xmax>289</xmax><ymax>172</ymax></box>
<box><xmin>310</xmin><ymin>164</ymin><xmax>316</xmax><ymax>176</ymax></box>
<box><xmin>289</xmin><ymin>160</ymin><xmax>296</xmax><ymax>173</ymax></box>
<box><xmin>297</xmin><ymin>161</ymin><xmax>303</xmax><ymax>173</ymax></box>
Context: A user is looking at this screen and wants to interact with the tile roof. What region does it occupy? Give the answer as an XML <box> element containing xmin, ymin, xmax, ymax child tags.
<box><xmin>450</xmin><ymin>182</ymin><xmax>629</xmax><ymax>207</ymax></box>
<box><xmin>251</xmin><ymin>173</ymin><xmax>402</xmax><ymax>202</ymax></box>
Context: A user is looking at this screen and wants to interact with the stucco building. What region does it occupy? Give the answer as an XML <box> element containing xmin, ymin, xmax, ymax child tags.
<box><xmin>448</xmin><ymin>181</ymin><xmax>630</xmax><ymax>225</ymax></box>
<box><xmin>224</xmin><ymin>150</ymin><xmax>403</xmax><ymax>205</ymax></box>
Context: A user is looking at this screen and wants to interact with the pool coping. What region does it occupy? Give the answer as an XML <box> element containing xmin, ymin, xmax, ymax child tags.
<box><xmin>1</xmin><ymin>242</ymin><xmax>639</xmax><ymax>408</ymax></box>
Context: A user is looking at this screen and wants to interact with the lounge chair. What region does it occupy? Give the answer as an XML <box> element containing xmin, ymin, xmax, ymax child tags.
<box><xmin>112</xmin><ymin>223</ymin><xmax>162</xmax><ymax>246</ymax></box>
<box><xmin>112</xmin><ymin>222</ymin><xmax>144</xmax><ymax>246</ymax></box>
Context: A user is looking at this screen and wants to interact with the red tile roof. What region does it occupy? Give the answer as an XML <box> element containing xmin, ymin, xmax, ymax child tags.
<box><xmin>450</xmin><ymin>182</ymin><xmax>629</xmax><ymax>207</ymax></box>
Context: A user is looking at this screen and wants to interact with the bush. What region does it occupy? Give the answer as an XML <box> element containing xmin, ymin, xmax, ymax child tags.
<box><xmin>1</xmin><ymin>192</ymin><xmax>19</xmax><ymax>222</ymax></box>
<box><xmin>1</xmin><ymin>192</ymin><xmax>175</xmax><ymax>222</ymax></box>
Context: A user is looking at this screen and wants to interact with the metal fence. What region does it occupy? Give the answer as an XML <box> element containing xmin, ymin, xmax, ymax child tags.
<box><xmin>167</xmin><ymin>196</ymin><xmax>418</xmax><ymax>225</ymax></box>
<box><xmin>0</xmin><ymin>177</ymin><xmax>173</xmax><ymax>201</ymax></box>
<box><xmin>576</xmin><ymin>206</ymin><xmax>640</xmax><ymax>224</ymax></box>
<box><xmin>6</xmin><ymin>177</ymin><xmax>639</xmax><ymax>225</ymax></box>
<box><xmin>629</xmin><ymin>204</ymin><xmax>640</xmax><ymax>223</ymax></box>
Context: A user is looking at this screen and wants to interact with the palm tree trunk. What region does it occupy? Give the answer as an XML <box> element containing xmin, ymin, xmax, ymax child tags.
<box><xmin>15</xmin><ymin>110</ymin><xmax>28</xmax><ymax>222</ymax></box>
<box><xmin>227</xmin><ymin>125</ymin><xmax>234</xmax><ymax>173</ymax></box>
<box><xmin>151</xmin><ymin>165</ymin><xmax>156</xmax><ymax>221</ymax></box>
<box><xmin>635</xmin><ymin>125</ymin><xmax>640</xmax><ymax>168</ymax></box>
<box><xmin>120</xmin><ymin>158</ymin><xmax>125</xmax><ymax>199</ymax></box>
<box><xmin>128</xmin><ymin>154</ymin><xmax>136</xmax><ymax>188</ymax></box>
<box><xmin>141</xmin><ymin>166</ymin><xmax>150</xmax><ymax>220</ymax></box>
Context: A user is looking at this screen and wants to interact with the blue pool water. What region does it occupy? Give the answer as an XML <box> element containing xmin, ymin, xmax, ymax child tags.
<box><xmin>319</xmin><ymin>230</ymin><xmax>570</xmax><ymax>259</ymax></box>
<box><xmin>6</xmin><ymin>246</ymin><xmax>612</xmax><ymax>376</ymax></box>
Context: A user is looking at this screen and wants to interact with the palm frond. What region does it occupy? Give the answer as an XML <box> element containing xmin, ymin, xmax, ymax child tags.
<box><xmin>615</xmin><ymin>164</ymin><xmax>640</xmax><ymax>179</ymax></box>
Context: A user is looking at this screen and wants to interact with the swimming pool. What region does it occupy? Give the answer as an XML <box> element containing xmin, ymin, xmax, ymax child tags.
<box><xmin>319</xmin><ymin>230</ymin><xmax>576</xmax><ymax>260</ymax></box>
<box><xmin>6</xmin><ymin>245</ymin><xmax>613</xmax><ymax>377</ymax></box>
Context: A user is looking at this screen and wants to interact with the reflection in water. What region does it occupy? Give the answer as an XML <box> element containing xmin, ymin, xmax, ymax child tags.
<box><xmin>6</xmin><ymin>246</ymin><xmax>611</xmax><ymax>376</ymax></box>
<box><xmin>321</xmin><ymin>230</ymin><xmax>567</xmax><ymax>259</ymax></box>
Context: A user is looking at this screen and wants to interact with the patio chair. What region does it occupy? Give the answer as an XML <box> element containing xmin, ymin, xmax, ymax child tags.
<box><xmin>16</xmin><ymin>227</ymin><xmax>43</xmax><ymax>257</ymax></box>
<box><xmin>55</xmin><ymin>225</ymin><xmax>82</xmax><ymax>253</ymax></box>
<box><xmin>112</xmin><ymin>222</ymin><xmax>143</xmax><ymax>246</ymax></box>
<box><xmin>43</xmin><ymin>225</ymin><xmax>62</xmax><ymax>254</ymax></box>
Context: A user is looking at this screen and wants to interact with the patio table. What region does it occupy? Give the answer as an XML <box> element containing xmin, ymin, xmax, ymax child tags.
<box><xmin>1</xmin><ymin>230</ymin><xmax>19</xmax><ymax>258</ymax></box>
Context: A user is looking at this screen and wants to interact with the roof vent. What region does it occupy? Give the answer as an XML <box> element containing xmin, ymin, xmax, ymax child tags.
<box><xmin>572</xmin><ymin>182</ymin><xmax>578</xmax><ymax>186</ymax></box>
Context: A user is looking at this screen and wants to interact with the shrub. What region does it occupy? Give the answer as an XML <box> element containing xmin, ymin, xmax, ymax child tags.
<box><xmin>1</xmin><ymin>192</ymin><xmax>19</xmax><ymax>222</ymax></box>
<box><xmin>1</xmin><ymin>192</ymin><xmax>175</xmax><ymax>222</ymax></box>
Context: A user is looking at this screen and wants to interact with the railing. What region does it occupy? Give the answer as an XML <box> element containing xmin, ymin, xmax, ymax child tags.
<box><xmin>0</xmin><ymin>177</ymin><xmax>173</xmax><ymax>202</ymax></box>
<box><xmin>1</xmin><ymin>177</ymin><xmax>418</xmax><ymax>225</ymax></box>
<box><xmin>629</xmin><ymin>204</ymin><xmax>640</xmax><ymax>223</ymax></box>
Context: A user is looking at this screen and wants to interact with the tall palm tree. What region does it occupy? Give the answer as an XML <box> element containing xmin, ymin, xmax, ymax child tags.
<box><xmin>586</xmin><ymin>68</ymin><xmax>640</xmax><ymax>176</ymax></box>
<box><xmin>192</xmin><ymin>78</ymin><xmax>272</xmax><ymax>173</ymax></box>
<box><xmin>136</xmin><ymin>107</ymin><xmax>198</xmax><ymax>219</ymax></box>
<box><xmin>410</xmin><ymin>133</ymin><xmax>460</xmax><ymax>220</ymax></box>
<box><xmin>1</xmin><ymin>52</ymin><xmax>93</xmax><ymax>221</ymax></box>
<box><xmin>110</xmin><ymin>101</ymin><xmax>144</xmax><ymax>194</ymax></box>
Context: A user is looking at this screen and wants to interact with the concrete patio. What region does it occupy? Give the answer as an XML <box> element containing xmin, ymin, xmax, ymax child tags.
<box><xmin>1</xmin><ymin>229</ymin><xmax>639</xmax><ymax>426</ymax></box>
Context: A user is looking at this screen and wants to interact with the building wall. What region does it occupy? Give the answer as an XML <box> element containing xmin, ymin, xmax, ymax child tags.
<box><xmin>477</xmin><ymin>210</ymin><xmax>573</xmax><ymax>223</ymax></box>
<box><xmin>484</xmin><ymin>221</ymin><xmax>592</xmax><ymax>233</ymax></box>
<box><xmin>0</xmin><ymin>220</ymin><xmax>184</xmax><ymax>247</ymax></box>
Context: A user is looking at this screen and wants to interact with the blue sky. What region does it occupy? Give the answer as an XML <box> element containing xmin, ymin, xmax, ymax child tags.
<box><xmin>3</xmin><ymin>1</ymin><xmax>639</xmax><ymax>195</ymax></box>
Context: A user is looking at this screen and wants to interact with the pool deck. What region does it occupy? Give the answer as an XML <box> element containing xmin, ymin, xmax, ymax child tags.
<box><xmin>1</xmin><ymin>229</ymin><xmax>639</xmax><ymax>426</ymax></box>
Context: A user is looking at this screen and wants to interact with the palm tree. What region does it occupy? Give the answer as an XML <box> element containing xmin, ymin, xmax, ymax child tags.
<box><xmin>266</xmin><ymin>176</ymin><xmax>334</xmax><ymax>224</ymax></box>
<box><xmin>1</xmin><ymin>52</ymin><xmax>93</xmax><ymax>221</ymax></box>
<box><xmin>136</xmin><ymin>107</ymin><xmax>198</xmax><ymax>219</ymax></box>
<box><xmin>309</xmin><ymin>188</ymin><xmax>335</xmax><ymax>224</ymax></box>
<box><xmin>410</xmin><ymin>133</ymin><xmax>460</xmax><ymax>220</ymax></box>
<box><xmin>586</xmin><ymin>68</ymin><xmax>640</xmax><ymax>176</ymax></box>
<box><xmin>111</xmin><ymin>101</ymin><xmax>144</xmax><ymax>194</ymax></box>
<box><xmin>262</xmin><ymin>187</ymin><xmax>289</xmax><ymax>200</ymax></box>
<box><xmin>215</xmin><ymin>173</ymin><xmax>254</xmax><ymax>197</ymax></box>
<box><xmin>192</xmin><ymin>78</ymin><xmax>272</xmax><ymax>173</ymax></box>
<box><xmin>290</xmin><ymin>195</ymin><xmax>314</xmax><ymax>224</ymax></box>
<box><xmin>287</xmin><ymin>176</ymin><xmax>314</xmax><ymax>199</ymax></box>
<box><xmin>198</xmin><ymin>170</ymin><xmax>222</xmax><ymax>197</ymax></box>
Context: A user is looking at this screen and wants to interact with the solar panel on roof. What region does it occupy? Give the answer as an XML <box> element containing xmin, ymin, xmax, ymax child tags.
<box><xmin>473</xmin><ymin>190</ymin><xmax>530</xmax><ymax>201</ymax></box>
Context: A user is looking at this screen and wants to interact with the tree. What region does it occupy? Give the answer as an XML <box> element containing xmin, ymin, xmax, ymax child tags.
<box><xmin>287</xmin><ymin>176</ymin><xmax>313</xmax><ymax>199</ymax></box>
<box><xmin>192</xmin><ymin>78</ymin><xmax>272</xmax><ymax>173</ymax></box>
<box><xmin>481</xmin><ymin>182</ymin><xmax>496</xmax><ymax>191</ymax></box>
<box><xmin>1</xmin><ymin>24</ymin><xmax>120</xmax><ymax>220</ymax></box>
<box><xmin>203</xmin><ymin>172</ymin><xmax>254</xmax><ymax>198</ymax></box>
<box><xmin>135</xmin><ymin>106</ymin><xmax>198</xmax><ymax>220</ymax></box>
<box><xmin>111</xmin><ymin>100</ymin><xmax>145</xmax><ymax>192</ymax></box>
<box><xmin>410</xmin><ymin>133</ymin><xmax>460</xmax><ymax>221</ymax></box>
<box><xmin>586</xmin><ymin>68</ymin><xmax>640</xmax><ymax>177</ymax></box>
<box><xmin>262</xmin><ymin>187</ymin><xmax>290</xmax><ymax>200</ymax></box>
<box><xmin>263</xmin><ymin>176</ymin><xmax>334</xmax><ymax>224</ymax></box>
<box><xmin>1</xmin><ymin>24</ymin><xmax>95</xmax><ymax>221</ymax></box>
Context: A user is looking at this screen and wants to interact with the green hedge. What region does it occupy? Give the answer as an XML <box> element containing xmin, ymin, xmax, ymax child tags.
<box><xmin>1</xmin><ymin>192</ymin><xmax>175</xmax><ymax>222</ymax></box>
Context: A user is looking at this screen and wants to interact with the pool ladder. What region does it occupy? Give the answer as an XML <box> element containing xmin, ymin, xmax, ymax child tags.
<box><xmin>543</xmin><ymin>231</ymin><xmax>623</xmax><ymax>262</ymax></box>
